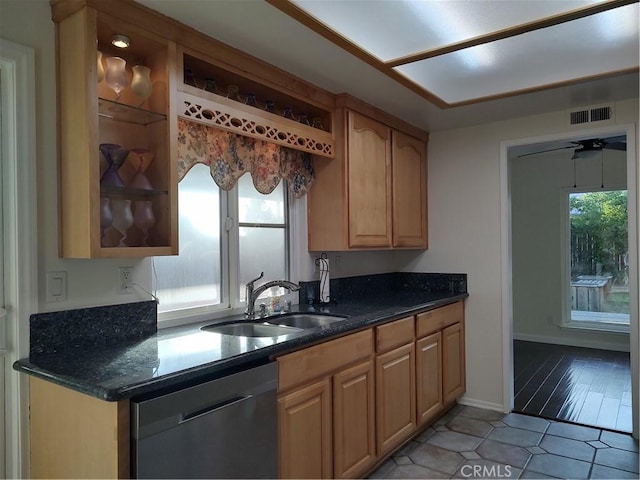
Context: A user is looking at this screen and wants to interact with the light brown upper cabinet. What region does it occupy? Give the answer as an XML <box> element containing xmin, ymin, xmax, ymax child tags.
<box><xmin>392</xmin><ymin>131</ymin><xmax>428</xmax><ymax>248</ymax></box>
<box><xmin>52</xmin><ymin>0</ymin><xmax>178</xmax><ymax>258</ymax></box>
<box><xmin>347</xmin><ymin>112</ymin><xmax>393</xmax><ymax>248</ymax></box>
<box><xmin>308</xmin><ymin>95</ymin><xmax>428</xmax><ymax>251</ymax></box>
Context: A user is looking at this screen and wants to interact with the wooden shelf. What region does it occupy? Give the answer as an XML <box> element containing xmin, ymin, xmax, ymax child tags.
<box><xmin>178</xmin><ymin>47</ymin><xmax>335</xmax><ymax>158</ymax></box>
<box><xmin>177</xmin><ymin>89</ymin><xmax>335</xmax><ymax>158</ymax></box>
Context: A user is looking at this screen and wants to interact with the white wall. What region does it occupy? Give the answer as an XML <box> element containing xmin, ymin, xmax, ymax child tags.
<box><xmin>397</xmin><ymin>98</ymin><xmax>639</xmax><ymax>410</ymax></box>
<box><xmin>511</xmin><ymin>147</ymin><xmax>629</xmax><ymax>350</ymax></box>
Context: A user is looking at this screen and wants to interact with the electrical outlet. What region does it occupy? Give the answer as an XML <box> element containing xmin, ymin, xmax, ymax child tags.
<box><xmin>118</xmin><ymin>267</ymin><xmax>134</xmax><ymax>294</ymax></box>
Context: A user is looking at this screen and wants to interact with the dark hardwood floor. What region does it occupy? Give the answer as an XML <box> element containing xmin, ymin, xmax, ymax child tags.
<box><xmin>513</xmin><ymin>340</ymin><xmax>632</xmax><ymax>432</ymax></box>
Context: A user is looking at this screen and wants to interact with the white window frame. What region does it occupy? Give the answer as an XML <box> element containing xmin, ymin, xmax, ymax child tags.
<box><xmin>155</xmin><ymin>177</ymin><xmax>297</xmax><ymax>328</ymax></box>
<box><xmin>560</xmin><ymin>184</ymin><xmax>630</xmax><ymax>334</ymax></box>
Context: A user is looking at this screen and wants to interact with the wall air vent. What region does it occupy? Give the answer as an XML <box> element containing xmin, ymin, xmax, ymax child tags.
<box><xmin>590</xmin><ymin>106</ymin><xmax>611</xmax><ymax>122</ymax></box>
<box><xmin>569</xmin><ymin>104</ymin><xmax>614</xmax><ymax>126</ymax></box>
<box><xmin>570</xmin><ymin>109</ymin><xmax>589</xmax><ymax>125</ymax></box>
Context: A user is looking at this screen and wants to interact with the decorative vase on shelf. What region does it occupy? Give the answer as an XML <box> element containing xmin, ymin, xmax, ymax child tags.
<box><xmin>128</xmin><ymin>148</ymin><xmax>154</xmax><ymax>190</ymax></box>
<box><xmin>282</xmin><ymin>107</ymin><xmax>294</xmax><ymax>120</ymax></box>
<box><xmin>97</xmin><ymin>51</ymin><xmax>105</xmax><ymax>84</ymax></box>
<box><xmin>131</xmin><ymin>65</ymin><xmax>152</xmax><ymax>107</ymax></box>
<box><xmin>105</xmin><ymin>56</ymin><xmax>128</xmax><ymax>101</ymax></box>
<box><xmin>133</xmin><ymin>200</ymin><xmax>156</xmax><ymax>247</ymax></box>
<box><xmin>111</xmin><ymin>198</ymin><xmax>134</xmax><ymax>247</ymax></box>
<box><xmin>99</xmin><ymin>143</ymin><xmax>128</xmax><ymax>188</ymax></box>
<box><xmin>203</xmin><ymin>78</ymin><xmax>218</xmax><ymax>94</ymax></box>
<box><xmin>100</xmin><ymin>197</ymin><xmax>112</xmax><ymax>246</ymax></box>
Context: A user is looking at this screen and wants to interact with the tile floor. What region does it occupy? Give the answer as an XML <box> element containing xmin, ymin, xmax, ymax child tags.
<box><xmin>368</xmin><ymin>405</ymin><xmax>639</xmax><ymax>479</ymax></box>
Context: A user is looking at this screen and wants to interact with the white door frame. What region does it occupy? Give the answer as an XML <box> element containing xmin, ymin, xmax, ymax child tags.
<box><xmin>500</xmin><ymin>123</ymin><xmax>639</xmax><ymax>438</ymax></box>
<box><xmin>0</xmin><ymin>38</ymin><xmax>38</xmax><ymax>478</ymax></box>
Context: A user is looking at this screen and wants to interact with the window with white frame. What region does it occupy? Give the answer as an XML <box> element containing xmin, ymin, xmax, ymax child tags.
<box><xmin>564</xmin><ymin>188</ymin><xmax>629</xmax><ymax>332</ymax></box>
<box><xmin>154</xmin><ymin>163</ymin><xmax>289</xmax><ymax>319</ymax></box>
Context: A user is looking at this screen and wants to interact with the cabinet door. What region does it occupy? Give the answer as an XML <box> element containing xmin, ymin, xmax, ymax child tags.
<box><xmin>375</xmin><ymin>343</ymin><xmax>416</xmax><ymax>456</ymax></box>
<box><xmin>392</xmin><ymin>131</ymin><xmax>427</xmax><ymax>248</ymax></box>
<box><xmin>278</xmin><ymin>378</ymin><xmax>332</xmax><ymax>479</ymax></box>
<box><xmin>333</xmin><ymin>361</ymin><xmax>376</xmax><ymax>479</ymax></box>
<box><xmin>347</xmin><ymin>111</ymin><xmax>392</xmax><ymax>248</ymax></box>
<box><xmin>416</xmin><ymin>331</ymin><xmax>443</xmax><ymax>426</ymax></box>
<box><xmin>443</xmin><ymin>322</ymin><xmax>466</xmax><ymax>404</ymax></box>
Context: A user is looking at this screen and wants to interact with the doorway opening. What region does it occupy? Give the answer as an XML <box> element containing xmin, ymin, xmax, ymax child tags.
<box><xmin>505</xmin><ymin>128</ymin><xmax>637</xmax><ymax>435</ymax></box>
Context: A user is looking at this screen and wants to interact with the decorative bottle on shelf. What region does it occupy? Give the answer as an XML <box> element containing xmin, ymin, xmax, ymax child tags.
<box><xmin>184</xmin><ymin>68</ymin><xmax>197</xmax><ymax>87</ymax></box>
<box><xmin>99</xmin><ymin>143</ymin><xmax>128</xmax><ymax>188</ymax></box>
<box><xmin>298</xmin><ymin>113</ymin><xmax>310</xmax><ymax>126</ymax></box>
<box><xmin>203</xmin><ymin>78</ymin><xmax>218</xmax><ymax>94</ymax></box>
<box><xmin>128</xmin><ymin>148</ymin><xmax>154</xmax><ymax>190</ymax></box>
<box><xmin>133</xmin><ymin>200</ymin><xmax>156</xmax><ymax>247</ymax></box>
<box><xmin>131</xmin><ymin>65</ymin><xmax>153</xmax><ymax>107</ymax></box>
<box><xmin>264</xmin><ymin>100</ymin><xmax>276</xmax><ymax>114</ymax></box>
<box><xmin>97</xmin><ymin>51</ymin><xmax>105</xmax><ymax>83</ymax></box>
<box><xmin>104</xmin><ymin>57</ymin><xmax>128</xmax><ymax>101</ymax></box>
<box><xmin>111</xmin><ymin>198</ymin><xmax>134</xmax><ymax>247</ymax></box>
<box><xmin>245</xmin><ymin>93</ymin><xmax>258</xmax><ymax>107</ymax></box>
<box><xmin>226</xmin><ymin>85</ymin><xmax>242</xmax><ymax>102</ymax></box>
<box><xmin>311</xmin><ymin>117</ymin><xmax>324</xmax><ymax>130</ymax></box>
<box><xmin>100</xmin><ymin>197</ymin><xmax>112</xmax><ymax>246</ymax></box>
<box><xmin>282</xmin><ymin>107</ymin><xmax>294</xmax><ymax>120</ymax></box>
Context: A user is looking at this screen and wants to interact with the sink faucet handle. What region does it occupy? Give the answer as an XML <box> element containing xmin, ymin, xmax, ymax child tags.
<box><xmin>247</xmin><ymin>272</ymin><xmax>264</xmax><ymax>287</ymax></box>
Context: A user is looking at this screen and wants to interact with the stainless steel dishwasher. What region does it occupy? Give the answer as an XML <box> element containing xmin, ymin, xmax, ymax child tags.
<box><xmin>131</xmin><ymin>362</ymin><xmax>277</xmax><ymax>479</ymax></box>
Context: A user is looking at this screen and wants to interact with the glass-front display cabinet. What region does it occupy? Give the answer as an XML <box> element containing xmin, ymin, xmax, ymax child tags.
<box><xmin>52</xmin><ymin>0</ymin><xmax>177</xmax><ymax>258</ymax></box>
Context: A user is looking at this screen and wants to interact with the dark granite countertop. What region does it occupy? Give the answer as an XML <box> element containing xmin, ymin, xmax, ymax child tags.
<box><xmin>14</xmin><ymin>273</ymin><xmax>467</xmax><ymax>402</ymax></box>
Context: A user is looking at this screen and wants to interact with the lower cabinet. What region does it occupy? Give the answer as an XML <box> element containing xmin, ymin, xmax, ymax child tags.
<box><xmin>277</xmin><ymin>329</ymin><xmax>375</xmax><ymax>479</ymax></box>
<box><xmin>416</xmin><ymin>300</ymin><xmax>466</xmax><ymax>424</ymax></box>
<box><xmin>373</xmin><ymin>314</ymin><xmax>416</xmax><ymax>456</ymax></box>
<box><xmin>375</xmin><ymin>342</ymin><xmax>416</xmax><ymax>455</ymax></box>
<box><xmin>443</xmin><ymin>321</ymin><xmax>466</xmax><ymax>404</ymax></box>
<box><xmin>333</xmin><ymin>361</ymin><xmax>376</xmax><ymax>479</ymax></box>
<box><xmin>278</xmin><ymin>378</ymin><xmax>333</xmax><ymax>479</ymax></box>
<box><xmin>29</xmin><ymin>377</ymin><xmax>129</xmax><ymax>479</ymax></box>
<box><xmin>416</xmin><ymin>331</ymin><xmax>443</xmax><ymax>426</ymax></box>
<box><xmin>277</xmin><ymin>301</ymin><xmax>466</xmax><ymax>479</ymax></box>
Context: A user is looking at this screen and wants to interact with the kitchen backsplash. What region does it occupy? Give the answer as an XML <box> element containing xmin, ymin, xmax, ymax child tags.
<box><xmin>29</xmin><ymin>300</ymin><xmax>157</xmax><ymax>356</ymax></box>
<box><xmin>299</xmin><ymin>272</ymin><xmax>467</xmax><ymax>305</ymax></box>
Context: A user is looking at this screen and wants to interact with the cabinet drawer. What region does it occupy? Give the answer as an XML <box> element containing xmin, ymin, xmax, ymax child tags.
<box><xmin>278</xmin><ymin>329</ymin><xmax>373</xmax><ymax>392</ymax></box>
<box><xmin>416</xmin><ymin>302</ymin><xmax>463</xmax><ymax>338</ymax></box>
<box><xmin>376</xmin><ymin>316</ymin><xmax>415</xmax><ymax>353</ymax></box>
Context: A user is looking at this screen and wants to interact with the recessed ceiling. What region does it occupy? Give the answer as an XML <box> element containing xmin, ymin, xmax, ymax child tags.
<box><xmin>278</xmin><ymin>0</ymin><xmax>639</xmax><ymax>106</ymax></box>
<box><xmin>137</xmin><ymin>0</ymin><xmax>639</xmax><ymax>131</ymax></box>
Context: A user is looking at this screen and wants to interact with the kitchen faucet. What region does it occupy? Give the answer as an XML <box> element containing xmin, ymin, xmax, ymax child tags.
<box><xmin>245</xmin><ymin>272</ymin><xmax>301</xmax><ymax>319</ymax></box>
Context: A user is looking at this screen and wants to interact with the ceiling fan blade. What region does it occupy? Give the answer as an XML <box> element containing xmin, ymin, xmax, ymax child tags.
<box><xmin>604</xmin><ymin>142</ymin><xmax>626</xmax><ymax>151</ymax></box>
<box><xmin>602</xmin><ymin>135</ymin><xmax>626</xmax><ymax>144</ymax></box>
<box><xmin>517</xmin><ymin>145</ymin><xmax>574</xmax><ymax>157</ymax></box>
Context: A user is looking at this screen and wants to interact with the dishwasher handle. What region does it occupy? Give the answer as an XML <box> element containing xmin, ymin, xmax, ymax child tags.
<box><xmin>180</xmin><ymin>395</ymin><xmax>253</xmax><ymax>424</ymax></box>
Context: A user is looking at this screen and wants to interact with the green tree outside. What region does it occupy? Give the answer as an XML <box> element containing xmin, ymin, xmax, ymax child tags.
<box><xmin>570</xmin><ymin>190</ymin><xmax>628</xmax><ymax>285</ymax></box>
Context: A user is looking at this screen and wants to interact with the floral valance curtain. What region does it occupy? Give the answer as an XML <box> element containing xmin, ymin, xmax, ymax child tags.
<box><xmin>177</xmin><ymin>118</ymin><xmax>314</xmax><ymax>197</ymax></box>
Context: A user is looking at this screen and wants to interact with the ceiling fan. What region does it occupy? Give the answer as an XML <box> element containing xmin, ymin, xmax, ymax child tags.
<box><xmin>517</xmin><ymin>135</ymin><xmax>627</xmax><ymax>158</ymax></box>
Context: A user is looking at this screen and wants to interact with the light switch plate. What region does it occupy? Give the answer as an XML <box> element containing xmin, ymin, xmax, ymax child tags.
<box><xmin>46</xmin><ymin>271</ymin><xmax>67</xmax><ymax>302</ymax></box>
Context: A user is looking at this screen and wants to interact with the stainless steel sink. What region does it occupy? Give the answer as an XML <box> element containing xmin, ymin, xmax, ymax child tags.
<box><xmin>202</xmin><ymin>322</ymin><xmax>303</xmax><ymax>337</ymax></box>
<box><xmin>265</xmin><ymin>313</ymin><xmax>347</xmax><ymax>329</ymax></box>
